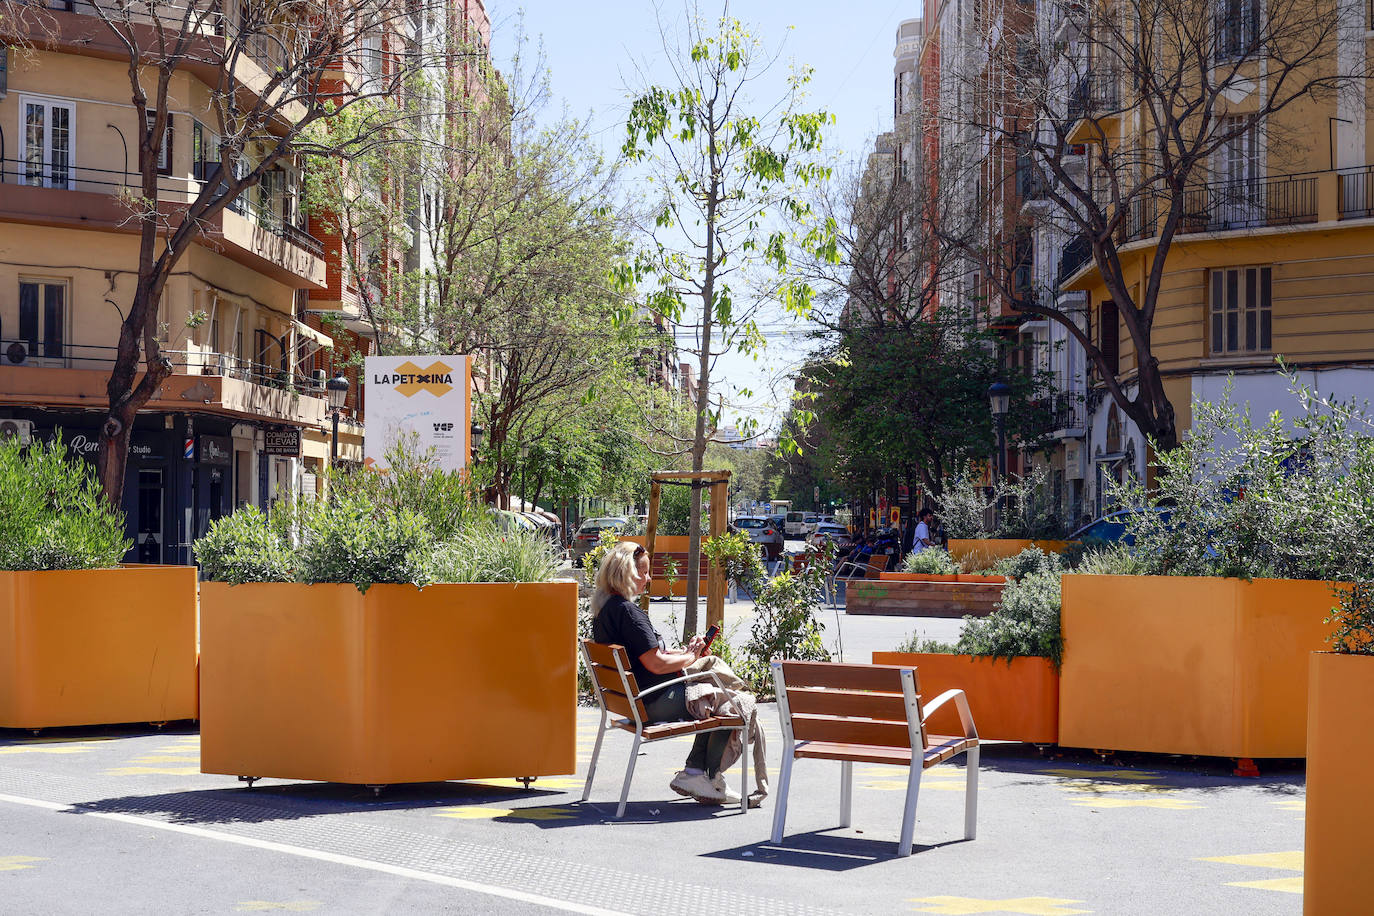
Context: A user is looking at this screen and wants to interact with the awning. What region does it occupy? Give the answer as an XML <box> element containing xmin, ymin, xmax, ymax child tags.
<box><xmin>293</xmin><ymin>321</ymin><xmax>334</xmax><ymax>350</ymax></box>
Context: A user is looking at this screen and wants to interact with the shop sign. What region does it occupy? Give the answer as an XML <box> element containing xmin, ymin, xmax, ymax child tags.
<box><xmin>199</xmin><ymin>435</ymin><xmax>232</xmax><ymax>466</ymax></box>
<box><xmin>264</xmin><ymin>428</ymin><xmax>302</xmax><ymax>457</ymax></box>
<box><xmin>40</xmin><ymin>430</ymin><xmax>163</xmax><ymax>461</ymax></box>
<box><xmin>364</xmin><ymin>355</ymin><xmax>471</xmax><ymax>473</ymax></box>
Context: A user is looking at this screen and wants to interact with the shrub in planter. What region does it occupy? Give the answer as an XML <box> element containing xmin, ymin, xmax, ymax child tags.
<box><xmin>937</xmin><ymin>465</ymin><xmax>1069</xmax><ymax>540</ymax></box>
<box><xmin>0</xmin><ymin>434</ymin><xmax>130</xmax><ymax>570</ymax></box>
<box><xmin>992</xmin><ymin>547</ymin><xmax>1061</xmax><ymax>581</ymax></box>
<box><xmin>900</xmin><ymin>548</ymin><xmax>959</xmax><ymax>576</ymax></box>
<box><xmin>194</xmin><ymin>505</ymin><xmax>294</xmax><ymax>584</ymax></box>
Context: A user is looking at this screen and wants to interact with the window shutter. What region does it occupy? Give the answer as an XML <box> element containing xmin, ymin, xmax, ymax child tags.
<box><xmin>1099</xmin><ymin>301</ymin><xmax>1120</xmax><ymax>375</ymax></box>
<box><xmin>0</xmin><ymin>46</ymin><xmax>8</xmax><ymax>98</ymax></box>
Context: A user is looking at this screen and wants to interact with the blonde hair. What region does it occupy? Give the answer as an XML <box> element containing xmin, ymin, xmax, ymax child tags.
<box><xmin>592</xmin><ymin>541</ymin><xmax>646</xmax><ymax>614</ymax></box>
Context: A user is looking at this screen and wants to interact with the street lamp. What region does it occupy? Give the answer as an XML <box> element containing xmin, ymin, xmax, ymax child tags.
<box><xmin>326</xmin><ymin>371</ymin><xmax>350</xmax><ymax>467</ymax></box>
<box><xmin>469</xmin><ymin>421</ymin><xmax>484</xmax><ymax>464</ymax></box>
<box><xmin>987</xmin><ymin>380</ymin><xmax>1011</xmax><ymax>527</ymax></box>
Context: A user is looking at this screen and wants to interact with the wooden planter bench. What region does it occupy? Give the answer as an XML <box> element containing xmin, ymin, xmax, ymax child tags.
<box><xmin>844</xmin><ymin>577</ymin><xmax>1006</xmax><ymax>617</ymax></box>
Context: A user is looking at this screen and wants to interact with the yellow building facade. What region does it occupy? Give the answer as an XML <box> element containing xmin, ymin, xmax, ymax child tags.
<box><xmin>0</xmin><ymin>34</ymin><xmax>359</xmax><ymax>563</ymax></box>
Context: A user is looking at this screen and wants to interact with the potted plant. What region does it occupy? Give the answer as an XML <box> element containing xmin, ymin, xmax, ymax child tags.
<box><xmin>1060</xmin><ymin>372</ymin><xmax>1365</xmax><ymax>763</ymax></box>
<box><xmin>1305</xmin><ymin>583</ymin><xmax>1374</xmax><ymax>912</ymax></box>
<box><xmin>888</xmin><ymin>547</ymin><xmax>960</xmax><ymax>582</ymax></box>
<box><xmin>0</xmin><ymin>435</ymin><xmax>197</xmax><ymax>729</ymax></box>
<box><xmin>196</xmin><ymin>442</ymin><xmax>577</xmax><ymax>788</ymax></box>
<box><xmin>937</xmin><ymin>467</ymin><xmax>1073</xmax><ymax>570</ymax></box>
<box><xmin>875</xmin><ymin>548</ymin><xmax>1064</xmax><ymax>743</ymax></box>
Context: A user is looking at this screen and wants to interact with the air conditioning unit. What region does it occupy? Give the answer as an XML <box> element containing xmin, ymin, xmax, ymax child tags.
<box><xmin>0</xmin><ymin>418</ymin><xmax>34</xmax><ymax>444</ymax></box>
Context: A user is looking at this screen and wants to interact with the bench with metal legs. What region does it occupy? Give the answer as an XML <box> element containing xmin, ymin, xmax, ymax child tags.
<box><xmin>770</xmin><ymin>659</ymin><xmax>979</xmax><ymax>856</ymax></box>
<box><xmin>580</xmin><ymin>639</ymin><xmax>750</xmax><ymax>818</ymax></box>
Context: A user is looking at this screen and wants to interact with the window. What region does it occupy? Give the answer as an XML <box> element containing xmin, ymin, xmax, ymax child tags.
<box><xmin>192</xmin><ymin>120</ymin><xmax>221</xmax><ymax>182</ymax></box>
<box><xmin>18</xmin><ymin>279</ymin><xmax>66</xmax><ymax>360</ymax></box>
<box><xmin>146</xmin><ymin>112</ymin><xmax>173</xmax><ymax>176</ymax></box>
<box><xmin>1215</xmin><ymin>0</ymin><xmax>1259</xmax><ymax>61</ymax></box>
<box><xmin>1098</xmin><ymin>300</ymin><xmax>1120</xmax><ymax>375</ymax></box>
<box><xmin>1210</xmin><ymin>266</ymin><xmax>1272</xmax><ymax>354</ymax></box>
<box><xmin>20</xmin><ymin>96</ymin><xmax>75</xmax><ymax>189</ymax></box>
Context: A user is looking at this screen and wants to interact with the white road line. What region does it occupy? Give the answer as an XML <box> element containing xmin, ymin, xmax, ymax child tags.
<box><xmin>0</xmin><ymin>792</ymin><xmax>629</xmax><ymax>916</ymax></box>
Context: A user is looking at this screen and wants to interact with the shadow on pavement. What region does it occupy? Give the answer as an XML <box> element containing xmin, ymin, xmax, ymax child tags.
<box><xmin>704</xmin><ymin>831</ymin><xmax>966</xmax><ymax>870</ymax></box>
<box><xmin>65</xmin><ymin>779</ymin><xmax>571</xmax><ymax>825</ymax></box>
<box><xmin>0</xmin><ymin>722</ymin><xmax>199</xmax><ymax>745</ymax></box>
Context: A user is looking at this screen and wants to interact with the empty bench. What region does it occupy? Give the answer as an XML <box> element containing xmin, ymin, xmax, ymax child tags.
<box><xmin>770</xmin><ymin>660</ymin><xmax>979</xmax><ymax>856</ymax></box>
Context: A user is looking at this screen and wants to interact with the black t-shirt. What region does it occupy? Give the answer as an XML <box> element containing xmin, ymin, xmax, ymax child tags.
<box><xmin>592</xmin><ymin>593</ymin><xmax>673</xmax><ymax>691</ymax></box>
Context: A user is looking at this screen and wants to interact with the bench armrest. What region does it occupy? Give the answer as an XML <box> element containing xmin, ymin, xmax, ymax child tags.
<box><xmin>921</xmin><ymin>688</ymin><xmax>979</xmax><ymax>741</ymax></box>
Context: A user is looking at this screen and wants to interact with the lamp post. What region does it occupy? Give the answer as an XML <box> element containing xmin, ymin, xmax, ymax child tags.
<box><xmin>468</xmin><ymin>421</ymin><xmax>484</xmax><ymax>466</ymax></box>
<box><xmin>325</xmin><ymin>371</ymin><xmax>349</xmax><ymax>467</ymax></box>
<box><xmin>987</xmin><ymin>381</ymin><xmax>1011</xmax><ymax>528</ymax></box>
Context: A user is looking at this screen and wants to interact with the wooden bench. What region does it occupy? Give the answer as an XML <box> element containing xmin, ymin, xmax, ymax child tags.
<box><xmin>770</xmin><ymin>660</ymin><xmax>979</xmax><ymax>856</ymax></box>
<box><xmin>646</xmin><ymin>553</ymin><xmax>711</xmax><ymax>598</ymax></box>
<box><xmin>580</xmin><ymin>640</ymin><xmax>751</xmax><ymax>817</ymax></box>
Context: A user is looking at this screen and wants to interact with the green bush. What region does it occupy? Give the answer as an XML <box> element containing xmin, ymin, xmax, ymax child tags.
<box><xmin>1070</xmin><ymin>543</ymin><xmax>1147</xmax><ymax>576</ymax></box>
<box><xmin>937</xmin><ymin>464</ymin><xmax>1069</xmax><ymax>540</ymax></box>
<box><xmin>194</xmin><ymin>505</ymin><xmax>294</xmax><ymax>584</ymax></box>
<box><xmin>296</xmin><ymin>495</ymin><xmax>433</xmax><ymax>593</ymax></box>
<box><xmin>894</xmin><ymin>632</ymin><xmax>958</xmax><ymax>654</ymax></box>
<box><xmin>955</xmin><ymin>569</ymin><xmax>1064</xmax><ymax>669</ymax></box>
<box><xmin>426</xmin><ymin>525</ymin><xmax>558</xmax><ymax>583</ymax></box>
<box><xmin>0</xmin><ymin>434</ymin><xmax>130</xmax><ymax>570</ymax></box>
<box><xmin>993</xmin><ymin>547</ymin><xmax>1061</xmax><ymax>581</ymax></box>
<box><xmin>900</xmin><ymin>547</ymin><xmax>958</xmax><ymax>575</ymax></box>
<box><xmin>1328</xmin><ymin>582</ymin><xmax>1374</xmax><ymax>655</ymax></box>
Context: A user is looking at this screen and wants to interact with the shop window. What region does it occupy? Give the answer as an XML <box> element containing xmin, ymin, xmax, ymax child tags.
<box><xmin>1209</xmin><ymin>266</ymin><xmax>1272</xmax><ymax>354</ymax></box>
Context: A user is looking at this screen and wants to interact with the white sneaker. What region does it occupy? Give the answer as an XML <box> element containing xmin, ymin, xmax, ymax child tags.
<box><xmin>670</xmin><ymin>771</ymin><xmax>720</xmax><ymax>802</ymax></box>
<box><xmin>703</xmin><ymin>773</ymin><xmax>741</xmax><ymax>806</ymax></box>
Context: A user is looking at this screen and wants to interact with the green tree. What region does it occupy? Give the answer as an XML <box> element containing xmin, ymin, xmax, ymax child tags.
<box><xmin>619</xmin><ymin>9</ymin><xmax>835</xmax><ymax>636</ymax></box>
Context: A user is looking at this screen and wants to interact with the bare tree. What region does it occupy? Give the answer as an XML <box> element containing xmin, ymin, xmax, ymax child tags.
<box><xmin>0</xmin><ymin>0</ymin><xmax>456</xmax><ymax>505</ymax></box>
<box><xmin>942</xmin><ymin>0</ymin><xmax>1360</xmax><ymax>450</ymax></box>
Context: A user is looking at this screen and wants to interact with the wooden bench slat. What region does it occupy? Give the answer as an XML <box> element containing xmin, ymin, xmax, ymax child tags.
<box><xmin>923</xmin><ymin>735</ymin><xmax>979</xmax><ymax>767</ymax></box>
<box><xmin>587</xmin><ymin>663</ymin><xmax>627</xmax><ymax>694</ymax></box>
<box><xmin>609</xmin><ymin>715</ymin><xmax>745</xmax><ymax>739</ymax></box>
<box><xmin>785</xmin><ymin>687</ymin><xmax>910</xmax><ymax>721</ymax></box>
<box><xmin>599</xmin><ymin>688</ymin><xmax>641</xmax><ymax>720</ymax></box>
<box><xmin>780</xmin><ymin>660</ymin><xmax>914</xmax><ymax>692</ymax></box>
<box><xmin>791</xmin><ymin>713</ymin><xmax>912</xmax><ymax>749</ymax></box>
<box><xmin>795</xmin><ymin>741</ymin><xmax>914</xmax><ymax>766</ymax></box>
<box><xmin>582</xmin><ymin>641</ymin><xmax>622</xmax><ymax>668</ymax></box>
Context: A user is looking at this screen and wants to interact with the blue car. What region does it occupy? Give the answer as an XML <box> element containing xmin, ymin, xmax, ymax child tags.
<box><xmin>1070</xmin><ymin>508</ymin><xmax>1172</xmax><ymax>546</ymax></box>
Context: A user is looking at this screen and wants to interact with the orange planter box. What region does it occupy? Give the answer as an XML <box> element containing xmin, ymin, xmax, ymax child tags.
<box><xmin>873</xmin><ymin>652</ymin><xmax>1059</xmax><ymax>743</ymax></box>
<box><xmin>946</xmin><ymin>539</ymin><xmax>1072</xmax><ymax>571</ymax></box>
<box><xmin>1304</xmin><ymin>652</ymin><xmax>1374</xmax><ymax>914</ymax></box>
<box><xmin>0</xmin><ymin>567</ymin><xmax>199</xmax><ymax>728</ymax></box>
<box><xmin>1060</xmin><ymin>575</ymin><xmax>1341</xmax><ymax>758</ymax></box>
<box><xmin>200</xmin><ymin>580</ymin><xmax>578</xmax><ymax>785</ymax></box>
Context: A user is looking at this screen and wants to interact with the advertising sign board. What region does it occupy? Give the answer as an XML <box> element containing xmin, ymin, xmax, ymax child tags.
<box><xmin>364</xmin><ymin>355</ymin><xmax>472</xmax><ymax>473</ymax></box>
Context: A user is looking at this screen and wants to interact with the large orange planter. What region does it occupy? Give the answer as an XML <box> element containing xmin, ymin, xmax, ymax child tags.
<box><xmin>947</xmin><ymin>539</ymin><xmax>1072</xmax><ymax>570</ymax></box>
<box><xmin>200</xmin><ymin>580</ymin><xmax>577</xmax><ymax>785</ymax></box>
<box><xmin>1304</xmin><ymin>652</ymin><xmax>1374</xmax><ymax>914</ymax></box>
<box><xmin>1060</xmin><ymin>574</ymin><xmax>1340</xmax><ymax>758</ymax></box>
<box><xmin>873</xmin><ymin>651</ymin><xmax>1059</xmax><ymax>743</ymax></box>
<box><xmin>0</xmin><ymin>567</ymin><xmax>199</xmax><ymax>728</ymax></box>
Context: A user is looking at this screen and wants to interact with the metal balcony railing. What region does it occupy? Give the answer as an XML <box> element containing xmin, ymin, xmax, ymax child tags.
<box><xmin>0</xmin><ymin>158</ymin><xmax>324</xmax><ymax>258</ymax></box>
<box><xmin>1338</xmin><ymin>165</ymin><xmax>1374</xmax><ymax>220</ymax></box>
<box><xmin>1177</xmin><ymin>175</ymin><xmax>1318</xmax><ymax>233</ymax></box>
<box><xmin>0</xmin><ymin>338</ymin><xmax>327</xmax><ymax>396</ymax></box>
<box><xmin>1066</xmin><ymin>70</ymin><xmax>1120</xmax><ymax>122</ymax></box>
<box><xmin>1058</xmin><ymin>233</ymin><xmax>1092</xmax><ymax>283</ymax></box>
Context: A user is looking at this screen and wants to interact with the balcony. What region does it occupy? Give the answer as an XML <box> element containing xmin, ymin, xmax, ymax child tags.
<box><xmin>1338</xmin><ymin>166</ymin><xmax>1374</xmax><ymax>219</ymax></box>
<box><xmin>1034</xmin><ymin>392</ymin><xmax>1087</xmax><ymax>439</ymax></box>
<box><xmin>0</xmin><ymin>158</ymin><xmax>325</xmax><ymax>287</ymax></box>
<box><xmin>1177</xmin><ymin>175</ymin><xmax>1318</xmax><ymax>234</ymax></box>
<box><xmin>1066</xmin><ymin>70</ymin><xmax>1120</xmax><ymax>126</ymax></box>
<box><xmin>0</xmin><ymin>339</ymin><xmax>331</xmax><ymax>426</ymax></box>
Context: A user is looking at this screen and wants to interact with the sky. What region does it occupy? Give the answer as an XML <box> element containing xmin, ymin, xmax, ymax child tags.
<box><xmin>489</xmin><ymin>1</ymin><xmax>918</xmax><ymax>431</ymax></box>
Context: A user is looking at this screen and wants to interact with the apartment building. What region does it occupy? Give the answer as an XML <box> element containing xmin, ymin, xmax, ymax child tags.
<box><xmin>0</xmin><ymin>6</ymin><xmax>344</xmax><ymax>563</ymax></box>
<box><xmin>1050</xmin><ymin>0</ymin><xmax>1374</xmax><ymax>517</ymax></box>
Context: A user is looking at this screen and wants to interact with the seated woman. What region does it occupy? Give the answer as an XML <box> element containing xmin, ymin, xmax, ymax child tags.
<box><xmin>590</xmin><ymin>540</ymin><xmax>738</xmax><ymax>805</ymax></box>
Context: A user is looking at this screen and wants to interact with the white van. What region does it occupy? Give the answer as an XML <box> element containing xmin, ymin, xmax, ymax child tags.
<box><xmin>784</xmin><ymin>511</ymin><xmax>810</xmax><ymax>539</ymax></box>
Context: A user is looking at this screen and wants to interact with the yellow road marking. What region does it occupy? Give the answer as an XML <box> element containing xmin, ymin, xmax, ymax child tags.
<box><xmin>1226</xmin><ymin>878</ymin><xmax>1304</xmax><ymax>893</ymax></box>
<box><xmin>1065</xmin><ymin>796</ymin><xmax>1200</xmax><ymax>809</ymax></box>
<box><xmin>864</xmin><ymin>778</ymin><xmax>964</xmax><ymax>792</ymax></box>
<box><xmin>1272</xmin><ymin>799</ymin><xmax>1305</xmax><ymax>812</ymax></box>
<box><xmin>0</xmin><ymin>746</ymin><xmax>93</xmax><ymax>756</ymax></box>
<box><xmin>466</xmin><ymin>777</ymin><xmax>583</xmax><ymax>791</ymax></box>
<box><xmin>103</xmin><ymin>766</ymin><xmax>201</xmax><ymax>776</ymax></box>
<box><xmin>1037</xmin><ymin>768</ymin><xmax>1162</xmax><ymax>781</ymax></box>
<box><xmin>0</xmin><ymin>856</ymin><xmax>46</xmax><ymax>871</ymax></box>
<box><xmin>909</xmin><ymin>896</ymin><xmax>1090</xmax><ymax>914</ymax></box>
<box><xmin>1055</xmin><ymin>781</ymin><xmax>1176</xmax><ymax>794</ymax></box>
<box><xmin>234</xmin><ymin>903</ymin><xmax>323</xmax><ymax>912</ymax></box>
<box><xmin>435</xmin><ymin>806</ymin><xmax>579</xmax><ymax>821</ymax></box>
<box><xmin>1200</xmin><ymin>851</ymin><xmax>1303</xmax><ymax>870</ymax></box>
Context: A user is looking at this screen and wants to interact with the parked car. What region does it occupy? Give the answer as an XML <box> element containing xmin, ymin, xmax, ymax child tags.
<box><xmin>734</xmin><ymin>515</ymin><xmax>784</xmax><ymax>560</ymax></box>
<box><xmin>784</xmin><ymin>511</ymin><xmax>811</xmax><ymax>539</ymax></box>
<box><xmin>570</xmin><ymin>516</ymin><xmax>628</xmax><ymax>566</ymax></box>
<box><xmin>806</xmin><ymin>522</ymin><xmax>853</xmax><ymax>552</ymax></box>
<box><xmin>1070</xmin><ymin>507</ymin><xmax>1173</xmax><ymax>546</ymax></box>
<box><xmin>803</xmin><ymin>513</ymin><xmax>820</xmax><ymax>534</ymax></box>
<box><xmin>766</xmin><ymin>514</ymin><xmax>786</xmax><ymax>532</ymax></box>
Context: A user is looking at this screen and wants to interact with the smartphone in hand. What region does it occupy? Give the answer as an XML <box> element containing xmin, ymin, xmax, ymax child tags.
<box><xmin>702</xmin><ymin>624</ymin><xmax>721</xmax><ymax>654</ymax></box>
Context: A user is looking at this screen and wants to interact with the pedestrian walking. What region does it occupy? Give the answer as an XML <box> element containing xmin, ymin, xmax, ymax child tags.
<box><xmin>912</xmin><ymin>508</ymin><xmax>935</xmax><ymax>554</ymax></box>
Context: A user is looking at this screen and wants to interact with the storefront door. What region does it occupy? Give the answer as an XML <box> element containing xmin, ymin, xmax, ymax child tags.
<box><xmin>137</xmin><ymin>468</ymin><xmax>164</xmax><ymax>564</ymax></box>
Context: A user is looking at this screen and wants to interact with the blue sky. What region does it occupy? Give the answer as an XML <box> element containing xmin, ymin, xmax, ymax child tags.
<box><xmin>491</xmin><ymin>1</ymin><xmax>916</xmax><ymax>427</ymax></box>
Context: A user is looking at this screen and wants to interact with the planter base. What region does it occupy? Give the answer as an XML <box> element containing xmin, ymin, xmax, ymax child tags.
<box><xmin>848</xmin><ymin>579</ymin><xmax>1003</xmax><ymax>617</ymax></box>
<box><xmin>872</xmin><ymin>652</ymin><xmax>1059</xmax><ymax>743</ymax></box>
